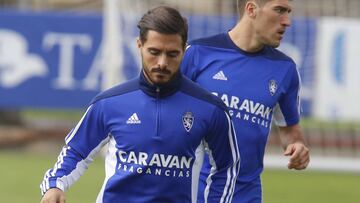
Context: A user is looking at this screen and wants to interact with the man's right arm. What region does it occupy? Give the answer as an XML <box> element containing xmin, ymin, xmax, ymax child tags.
<box><xmin>39</xmin><ymin>102</ymin><xmax>109</xmax><ymax>198</ymax></box>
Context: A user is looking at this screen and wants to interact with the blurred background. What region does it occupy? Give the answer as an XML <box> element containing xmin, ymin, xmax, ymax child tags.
<box><xmin>0</xmin><ymin>0</ymin><xmax>359</xmax><ymax>202</ymax></box>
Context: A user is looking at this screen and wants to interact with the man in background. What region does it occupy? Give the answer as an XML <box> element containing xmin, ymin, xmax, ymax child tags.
<box><xmin>181</xmin><ymin>0</ymin><xmax>310</xmax><ymax>202</ymax></box>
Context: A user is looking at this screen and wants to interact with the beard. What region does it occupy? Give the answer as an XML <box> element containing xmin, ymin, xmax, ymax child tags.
<box><xmin>139</xmin><ymin>51</ymin><xmax>181</xmax><ymax>85</ymax></box>
<box><xmin>149</xmin><ymin>66</ymin><xmax>172</xmax><ymax>75</ymax></box>
<box><xmin>142</xmin><ymin>63</ymin><xmax>180</xmax><ymax>85</ymax></box>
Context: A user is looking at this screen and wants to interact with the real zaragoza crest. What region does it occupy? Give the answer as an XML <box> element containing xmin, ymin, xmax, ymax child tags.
<box><xmin>182</xmin><ymin>111</ymin><xmax>194</xmax><ymax>132</ymax></box>
<box><xmin>269</xmin><ymin>79</ymin><xmax>278</xmax><ymax>96</ymax></box>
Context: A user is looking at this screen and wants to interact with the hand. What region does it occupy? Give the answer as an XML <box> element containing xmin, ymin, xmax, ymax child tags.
<box><xmin>40</xmin><ymin>188</ymin><xmax>66</xmax><ymax>203</ymax></box>
<box><xmin>283</xmin><ymin>142</ymin><xmax>310</xmax><ymax>170</ymax></box>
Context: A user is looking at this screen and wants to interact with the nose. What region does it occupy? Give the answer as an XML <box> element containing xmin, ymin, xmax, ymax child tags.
<box><xmin>281</xmin><ymin>14</ymin><xmax>291</xmax><ymax>27</ymax></box>
<box><xmin>157</xmin><ymin>54</ymin><xmax>168</xmax><ymax>69</ymax></box>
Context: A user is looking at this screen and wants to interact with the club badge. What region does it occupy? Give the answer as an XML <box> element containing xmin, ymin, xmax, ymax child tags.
<box><xmin>182</xmin><ymin>111</ymin><xmax>194</xmax><ymax>132</ymax></box>
<box><xmin>269</xmin><ymin>79</ymin><xmax>278</xmax><ymax>96</ymax></box>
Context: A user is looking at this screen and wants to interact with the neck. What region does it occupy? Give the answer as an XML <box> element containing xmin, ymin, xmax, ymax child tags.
<box><xmin>139</xmin><ymin>70</ymin><xmax>182</xmax><ymax>98</ymax></box>
<box><xmin>142</xmin><ymin>69</ymin><xmax>154</xmax><ymax>85</ymax></box>
<box><xmin>228</xmin><ymin>19</ymin><xmax>264</xmax><ymax>53</ymax></box>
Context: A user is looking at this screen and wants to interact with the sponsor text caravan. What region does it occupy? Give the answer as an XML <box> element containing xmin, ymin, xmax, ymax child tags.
<box><xmin>116</xmin><ymin>150</ymin><xmax>192</xmax><ymax>178</ymax></box>
<box><xmin>213</xmin><ymin>92</ymin><xmax>273</xmax><ymax>128</ymax></box>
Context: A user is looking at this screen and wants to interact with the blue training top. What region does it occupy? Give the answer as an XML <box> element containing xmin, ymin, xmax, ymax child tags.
<box><xmin>181</xmin><ymin>32</ymin><xmax>300</xmax><ymax>200</ymax></box>
<box><xmin>40</xmin><ymin>71</ymin><xmax>240</xmax><ymax>203</ymax></box>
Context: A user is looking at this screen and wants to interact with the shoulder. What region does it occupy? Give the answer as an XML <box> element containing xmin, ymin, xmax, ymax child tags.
<box><xmin>183</xmin><ymin>33</ymin><xmax>236</xmax><ymax>68</ymax></box>
<box><xmin>189</xmin><ymin>33</ymin><xmax>225</xmax><ymax>47</ymax></box>
<box><xmin>179</xmin><ymin>76</ymin><xmax>227</xmax><ymax>112</ymax></box>
<box><xmin>90</xmin><ymin>77</ymin><xmax>139</xmax><ymax>104</ymax></box>
<box><xmin>263</xmin><ymin>46</ymin><xmax>295</xmax><ymax>65</ymax></box>
<box><xmin>187</xmin><ymin>32</ymin><xmax>234</xmax><ymax>50</ymax></box>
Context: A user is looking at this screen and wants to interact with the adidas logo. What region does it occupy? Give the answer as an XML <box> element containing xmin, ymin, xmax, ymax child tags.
<box><xmin>126</xmin><ymin>113</ymin><xmax>141</xmax><ymax>124</ymax></box>
<box><xmin>212</xmin><ymin>71</ymin><xmax>228</xmax><ymax>81</ymax></box>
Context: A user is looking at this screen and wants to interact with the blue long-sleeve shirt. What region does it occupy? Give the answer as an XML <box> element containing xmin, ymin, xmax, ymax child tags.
<box><xmin>40</xmin><ymin>72</ymin><xmax>240</xmax><ymax>203</ymax></box>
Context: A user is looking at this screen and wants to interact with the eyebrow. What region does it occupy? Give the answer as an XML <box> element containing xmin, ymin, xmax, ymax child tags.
<box><xmin>147</xmin><ymin>47</ymin><xmax>181</xmax><ymax>53</ymax></box>
<box><xmin>274</xmin><ymin>5</ymin><xmax>292</xmax><ymax>13</ymax></box>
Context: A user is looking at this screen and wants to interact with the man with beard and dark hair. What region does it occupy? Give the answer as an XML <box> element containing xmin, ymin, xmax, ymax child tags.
<box><xmin>40</xmin><ymin>6</ymin><xmax>239</xmax><ymax>203</ymax></box>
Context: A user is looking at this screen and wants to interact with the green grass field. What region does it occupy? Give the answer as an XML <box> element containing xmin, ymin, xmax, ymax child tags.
<box><xmin>21</xmin><ymin>108</ymin><xmax>360</xmax><ymax>130</ymax></box>
<box><xmin>0</xmin><ymin>151</ymin><xmax>359</xmax><ymax>203</ymax></box>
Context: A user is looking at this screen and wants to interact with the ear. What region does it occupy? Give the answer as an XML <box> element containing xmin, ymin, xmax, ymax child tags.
<box><xmin>245</xmin><ymin>1</ymin><xmax>258</xmax><ymax>18</ymax></box>
<box><xmin>137</xmin><ymin>38</ymin><xmax>143</xmax><ymax>49</ymax></box>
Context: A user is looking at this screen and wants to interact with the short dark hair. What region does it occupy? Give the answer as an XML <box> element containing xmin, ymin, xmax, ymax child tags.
<box><xmin>237</xmin><ymin>0</ymin><xmax>268</xmax><ymax>18</ymax></box>
<box><xmin>137</xmin><ymin>6</ymin><xmax>188</xmax><ymax>48</ymax></box>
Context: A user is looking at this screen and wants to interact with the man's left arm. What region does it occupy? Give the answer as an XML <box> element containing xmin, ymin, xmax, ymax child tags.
<box><xmin>278</xmin><ymin>124</ymin><xmax>310</xmax><ymax>170</ymax></box>
<box><xmin>204</xmin><ymin>107</ymin><xmax>240</xmax><ymax>203</ymax></box>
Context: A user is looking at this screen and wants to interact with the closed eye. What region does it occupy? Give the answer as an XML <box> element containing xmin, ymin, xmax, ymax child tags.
<box><xmin>148</xmin><ymin>48</ymin><xmax>160</xmax><ymax>56</ymax></box>
<box><xmin>167</xmin><ymin>51</ymin><xmax>180</xmax><ymax>58</ymax></box>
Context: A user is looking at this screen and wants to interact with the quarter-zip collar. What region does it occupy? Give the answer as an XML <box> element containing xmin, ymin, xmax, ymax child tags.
<box><xmin>139</xmin><ymin>70</ymin><xmax>182</xmax><ymax>98</ymax></box>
